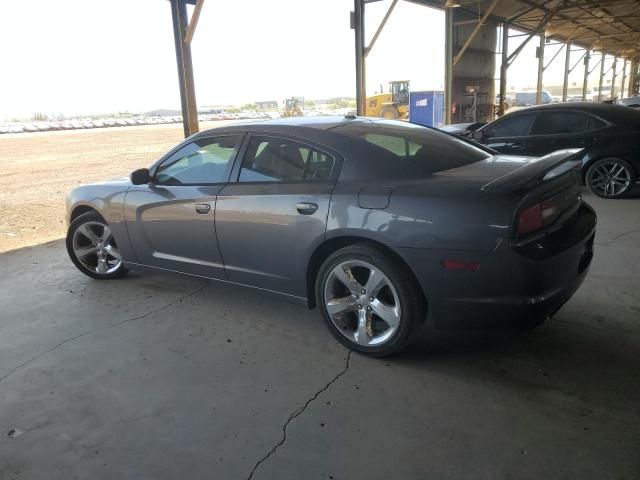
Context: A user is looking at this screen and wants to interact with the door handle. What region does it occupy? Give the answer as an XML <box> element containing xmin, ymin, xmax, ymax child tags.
<box><xmin>195</xmin><ymin>203</ymin><xmax>211</xmax><ymax>214</ymax></box>
<box><xmin>296</xmin><ymin>202</ymin><xmax>318</xmax><ymax>215</ymax></box>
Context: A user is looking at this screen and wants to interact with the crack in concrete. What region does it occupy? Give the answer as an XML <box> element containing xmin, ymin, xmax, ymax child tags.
<box><xmin>0</xmin><ymin>284</ymin><xmax>207</xmax><ymax>384</ymax></box>
<box><xmin>247</xmin><ymin>350</ymin><xmax>353</xmax><ymax>480</ymax></box>
<box><xmin>596</xmin><ymin>228</ymin><xmax>640</xmax><ymax>247</ymax></box>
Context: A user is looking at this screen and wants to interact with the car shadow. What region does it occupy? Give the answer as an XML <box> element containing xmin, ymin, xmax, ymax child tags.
<box><xmin>65</xmin><ymin>256</ymin><xmax>640</xmax><ymax>411</ymax></box>
<box><xmin>388</xmin><ymin>315</ymin><xmax>640</xmax><ymax>413</ymax></box>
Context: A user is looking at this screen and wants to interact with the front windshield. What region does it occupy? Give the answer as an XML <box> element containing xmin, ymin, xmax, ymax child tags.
<box><xmin>331</xmin><ymin>120</ymin><xmax>492</xmax><ymax>174</ymax></box>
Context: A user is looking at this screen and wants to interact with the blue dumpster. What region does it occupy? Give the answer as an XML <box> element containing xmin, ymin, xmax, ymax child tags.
<box><xmin>409</xmin><ymin>90</ymin><xmax>444</xmax><ymax>127</ymax></box>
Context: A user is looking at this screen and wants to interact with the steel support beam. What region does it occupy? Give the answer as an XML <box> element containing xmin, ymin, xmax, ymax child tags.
<box><xmin>364</xmin><ymin>0</ymin><xmax>398</xmax><ymax>58</ymax></box>
<box><xmin>630</xmin><ymin>58</ymin><xmax>639</xmax><ymax>96</ymax></box>
<box><xmin>536</xmin><ymin>34</ymin><xmax>545</xmax><ymax>104</ymax></box>
<box><xmin>506</xmin><ymin>13</ymin><xmax>553</xmax><ymax>67</ymax></box>
<box><xmin>352</xmin><ymin>0</ymin><xmax>366</xmax><ymax>116</ymax></box>
<box><xmin>620</xmin><ymin>59</ymin><xmax>627</xmax><ymax>99</ymax></box>
<box><xmin>610</xmin><ymin>55</ymin><xmax>617</xmax><ymax>99</ymax></box>
<box><xmin>562</xmin><ymin>41</ymin><xmax>571</xmax><ymax>101</ymax></box>
<box><xmin>598</xmin><ymin>52</ymin><xmax>606</xmax><ymax>102</ymax></box>
<box><xmin>588</xmin><ymin>53</ymin><xmax>602</xmax><ymax>75</ymax></box>
<box><xmin>444</xmin><ymin>7</ymin><xmax>454</xmax><ymax>124</ymax></box>
<box><xmin>170</xmin><ymin>0</ymin><xmax>199</xmax><ymax>138</ymax></box>
<box><xmin>569</xmin><ymin>50</ymin><xmax>586</xmax><ymax>74</ymax></box>
<box><xmin>511</xmin><ymin>0</ymin><xmax>627</xmax><ymax>52</ymax></box>
<box><xmin>452</xmin><ymin>0</ymin><xmax>499</xmax><ymax>66</ymax></box>
<box><xmin>543</xmin><ymin>42</ymin><xmax>565</xmax><ymax>72</ymax></box>
<box><xmin>499</xmin><ymin>22</ymin><xmax>509</xmax><ymax>116</ymax></box>
<box><xmin>184</xmin><ymin>0</ymin><xmax>204</xmax><ymax>45</ymax></box>
<box><xmin>582</xmin><ymin>50</ymin><xmax>590</xmax><ymax>101</ymax></box>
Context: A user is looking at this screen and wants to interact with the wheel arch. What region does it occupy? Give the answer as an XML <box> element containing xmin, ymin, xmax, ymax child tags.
<box><xmin>582</xmin><ymin>154</ymin><xmax>638</xmax><ymax>184</ymax></box>
<box><xmin>69</xmin><ymin>204</ymin><xmax>104</xmax><ymax>223</ymax></box>
<box><xmin>305</xmin><ymin>235</ymin><xmax>428</xmax><ymax>314</ymax></box>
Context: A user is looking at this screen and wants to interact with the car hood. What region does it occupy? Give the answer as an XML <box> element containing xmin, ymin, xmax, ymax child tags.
<box><xmin>86</xmin><ymin>176</ymin><xmax>132</xmax><ymax>187</ymax></box>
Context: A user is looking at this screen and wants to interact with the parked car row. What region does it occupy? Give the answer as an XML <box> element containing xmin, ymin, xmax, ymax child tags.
<box><xmin>0</xmin><ymin>112</ymin><xmax>273</xmax><ymax>135</ymax></box>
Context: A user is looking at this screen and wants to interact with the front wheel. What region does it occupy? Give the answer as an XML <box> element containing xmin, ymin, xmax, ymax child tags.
<box><xmin>66</xmin><ymin>211</ymin><xmax>127</xmax><ymax>279</ymax></box>
<box><xmin>316</xmin><ymin>244</ymin><xmax>426</xmax><ymax>357</ymax></box>
<box><xmin>380</xmin><ymin>107</ymin><xmax>399</xmax><ymax>120</ymax></box>
<box><xmin>586</xmin><ymin>157</ymin><xmax>636</xmax><ymax>198</ymax></box>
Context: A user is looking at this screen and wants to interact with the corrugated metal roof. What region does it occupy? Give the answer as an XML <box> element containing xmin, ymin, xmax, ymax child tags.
<box><xmin>409</xmin><ymin>0</ymin><xmax>640</xmax><ymax>58</ymax></box>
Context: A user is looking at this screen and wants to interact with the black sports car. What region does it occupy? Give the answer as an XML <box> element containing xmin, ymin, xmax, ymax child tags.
<box><xmin>462</xmin><ymin>103</ymin><xmax>640</xmax><ymax>198</ymax></box>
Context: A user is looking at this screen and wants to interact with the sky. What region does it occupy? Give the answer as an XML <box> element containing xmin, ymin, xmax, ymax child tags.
<box><xmin>0</xmin><ymin>0</ymin><xmax>627</xmax><ymax>120</ymax></box>
<box><xmin>0</xmin><ymin>0</ymin><xmax>444</xmax><ymax>119</ymax></box>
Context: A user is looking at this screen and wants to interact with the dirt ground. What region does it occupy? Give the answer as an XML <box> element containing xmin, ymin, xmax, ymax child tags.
<box><xmin>0</xmin><ymin>122</ymin><xmax>228</xmax><ymax>253</ymax></box>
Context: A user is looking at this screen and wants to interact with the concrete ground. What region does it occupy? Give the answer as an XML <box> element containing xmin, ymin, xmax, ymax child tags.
<box><xmin>1</xmin><ymin>192</ymin><xmax>638</xmax><ymax>480</ymax></box>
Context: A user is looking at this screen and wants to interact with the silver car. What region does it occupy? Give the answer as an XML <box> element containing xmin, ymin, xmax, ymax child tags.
<box><xmin>66</xmin><ymin>117</ymin><xmax>596</xmax><ymax>356</ymax></box>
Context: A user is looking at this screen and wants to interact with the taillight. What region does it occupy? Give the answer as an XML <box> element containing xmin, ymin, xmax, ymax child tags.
<box><xmin>517</xmin><ymin>199</ymin><xmax>557</xmax><ymax>236</ymax></box>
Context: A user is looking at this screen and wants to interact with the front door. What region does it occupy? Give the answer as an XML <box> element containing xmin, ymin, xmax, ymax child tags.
<box><xmin>124</xmin><ymin>134</ymin><xmax>243</xmax><ymax>279</ymax></box>
<box><xmin>481</xmin><ymin>112</ymin><xmax>536</xmax><ymax>155</ymax></box>
<box><xmin>215</xmin><ymin>135</ymin><xmax>339</xmax><ymax>297</ymax></box>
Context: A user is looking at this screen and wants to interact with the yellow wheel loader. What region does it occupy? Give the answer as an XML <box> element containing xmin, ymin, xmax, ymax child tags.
<box><xmin>282</xmin><ymin>97</ymin><xmax>304</xmax><ymax>118</ymax></box>
<box><xmin>365</xmin><ymin>80</ymin><xmax>409</xmax><ymax>119</ymax></box>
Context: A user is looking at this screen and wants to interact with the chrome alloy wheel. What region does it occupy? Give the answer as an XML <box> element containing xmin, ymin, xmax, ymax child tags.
<box><xmin>323</xmin><ymin>260</ymin><xmax>401</xmax><ymax>346</ymax></box>
<box><xmin>588</xmin><ymin>160</ymin><xmax>631</xmax><ymax>197</ymax></box>
<box><xmin>72</xmin><ymin>221</ymin><xmax>122</xmax><ymax>275</ymax></box>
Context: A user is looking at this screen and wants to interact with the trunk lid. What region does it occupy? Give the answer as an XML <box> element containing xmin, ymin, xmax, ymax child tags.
<box><xmin>482</xmin><ymin>149</ymin><xmax>583</xmax><ymax>193</ymax></box>
<box><xmin>483</xmin><ymin>149</ymin><xmax>585</xmax><ymax>242</ymax></box>
<box><xmin>438</xmin><ymin>148</ymin><xmax>584</xmax><ymax>242</ymax></box>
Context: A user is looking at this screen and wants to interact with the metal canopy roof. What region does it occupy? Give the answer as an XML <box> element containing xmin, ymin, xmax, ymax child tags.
<box><xmin>409</xmin><ymin>0</ymin><xmax>640</xmax><ymax>58</ymax></box>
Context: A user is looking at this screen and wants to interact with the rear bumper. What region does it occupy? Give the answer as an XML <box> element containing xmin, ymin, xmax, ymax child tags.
<box><xmin>398</xmin><ymin>202</ymin><xmax>596</xmax><ymax>329</ymax></box>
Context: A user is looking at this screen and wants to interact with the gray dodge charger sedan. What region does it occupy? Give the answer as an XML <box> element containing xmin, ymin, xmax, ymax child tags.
<box><xmin>66</xmin><ymin>117</ymin><xmax>596</xmax><ymax>356</ymax></box>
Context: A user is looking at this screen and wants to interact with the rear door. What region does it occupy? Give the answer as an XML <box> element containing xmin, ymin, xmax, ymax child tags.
<box><xmin>480</xmin><ymin>112</ymin><xmax>536</xmax><ymax>155</ymax></box>
<box><xmin>124</xmin><ymin>134</ymin><xmax>243</xmax><ymax>279</ymax></box>
<box><xmin>529</xmin><ymin>110</ymin><xmax>607</xmax><ymax>156</ymax></box>
<box><xmin>215</xmin><ymin>134</ymin><xmax>340</xmax><ymax>297</ymax></box>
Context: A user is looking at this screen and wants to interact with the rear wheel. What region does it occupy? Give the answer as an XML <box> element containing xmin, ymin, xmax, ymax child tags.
<box><xmin>66</xmin><ymin>211</ymin><xmax>127</xmax><ymax>279</ymax></box>
<box><xmin>586</xmin><ymin>157</ymin><xmax>635</xmax><ymax>198</ymax></box>
<box><xmin>316</xmin><ymin>244</ymin><xmax>425</xmax><ymax>357</ymax></box>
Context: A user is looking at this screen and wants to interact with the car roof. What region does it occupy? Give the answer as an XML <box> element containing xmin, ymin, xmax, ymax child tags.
<box><xmin>192</xmin><ymin>115</ymin><xmax>404</xmax><ymax>137</ymax></box>
<box><xmin>499</xmin><ymin>102</ymin><xmax>640</xmax><ymax>127</ymax></box>
<box><xmin>190</xmin><ymin>115</ymin><xmax>416</xmax><ymax>140</ymax></box>
<box><xmin>508</xmin><ymin>102</ymin><xmax>628</xmax><ymax>115</ymax></box>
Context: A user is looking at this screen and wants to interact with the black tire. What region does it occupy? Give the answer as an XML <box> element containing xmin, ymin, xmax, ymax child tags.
<box><xmin>585</xmin><ymin>157</ymin><xmax>636</xmax><ymax>198</ymax></box>
<box><xmin>380</xmin><ymin>107</ymin><xmax>399</xmax><ymax>120</ymax></box>
<box><xmin>315</xmin><ymin>244</ymin><xmax>426</xmax><ymax>357</ymax></box>
<box><xmin>66</xmin><ymin>211</ymin><xmax>128</xmax><ymax>280</ymax></box>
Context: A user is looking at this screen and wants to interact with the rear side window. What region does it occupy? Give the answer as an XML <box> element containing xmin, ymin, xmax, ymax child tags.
<box><xmin>332</xmin><ymin>121</ymin><xmax>491</xmax><ymax>174</ymax></box>
<box><xmin>358</xmin><ymin>133</ymin><xmax>422</xmax><ymax>156</ymax></box>
<box><xmin>239</xmin><ymin>137</ymin><xmax>335</xmax><ymax>182</ymax></box>
<box><xmin>486</xmin><ymin>113</ymin><xmax>535</xmax><ymax>138</ymax></box>
<box><xmin>531</xmin><ymin>111</ymin><xmax>605</xmax><ymax>135</ymax></box>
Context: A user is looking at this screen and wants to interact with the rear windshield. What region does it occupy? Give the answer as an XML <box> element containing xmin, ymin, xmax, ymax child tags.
<box><xmin>331</xmin><ymin>120</ymin><xmax>492</xmax><ymax>173</ymax></box>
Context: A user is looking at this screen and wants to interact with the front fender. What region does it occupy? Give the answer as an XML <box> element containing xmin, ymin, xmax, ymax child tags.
<box><xmin>66</xmin><ymin>183</ymin><xmax>136</xmax><ymax>262</ymax></box>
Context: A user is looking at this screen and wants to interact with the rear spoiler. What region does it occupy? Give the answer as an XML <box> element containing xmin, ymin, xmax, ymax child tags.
<box><xmin>482</xmin><ymin>149</ymin><xmax>583</xmax><ymax>192</ymax></box>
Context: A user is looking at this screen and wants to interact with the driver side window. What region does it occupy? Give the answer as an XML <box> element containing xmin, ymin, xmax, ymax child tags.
<box><xmin>485</xmin><ymin>113</ymin><xmax>536</xmax><ymax>138</ymax></box>
<box><xmin>155</xmin><ymin>135</ymin><xmax>242</xmax><ymax>185</ymax></box>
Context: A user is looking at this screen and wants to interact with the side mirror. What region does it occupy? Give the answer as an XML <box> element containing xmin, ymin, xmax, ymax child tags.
<box><xmin>472</xmin><ymin>130</ymin><xmax>484</xmax><ymax>141</ymax></box>
<box><xmin>466</xmin><ymin>122</ymin><xmax>486</xmax><ymax>132</ymax></box>
<box><xmin>130</xmin><ymin>168</ymin><xmax>151</xmax><ymax>185</ymax></box>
